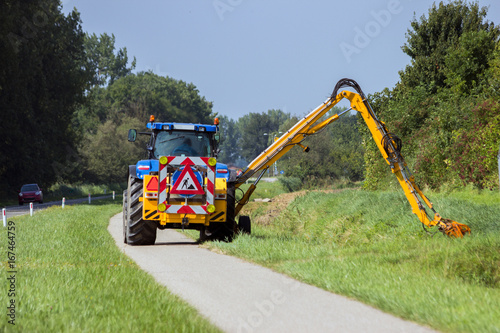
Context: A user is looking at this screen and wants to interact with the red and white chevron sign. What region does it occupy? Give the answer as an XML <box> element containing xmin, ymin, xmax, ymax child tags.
<box><xmin>158</xmin><ymin>156</ymin><xmax>215</xmax><ymax>214</ymax></box>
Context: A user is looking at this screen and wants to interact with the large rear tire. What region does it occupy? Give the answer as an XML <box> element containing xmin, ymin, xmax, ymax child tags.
<box><xmin>125</xmin><ymin>175</ymin><xmax>157</xmax><ymax>245</ymax></box>
<box><xmin>122</xmin><ymin>190</ymin><xmax>128</xmax><ymax>244</ymax></box>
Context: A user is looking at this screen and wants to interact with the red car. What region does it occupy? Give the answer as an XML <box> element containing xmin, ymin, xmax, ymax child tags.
<box><xmin>18</xmin><ymin>184</ymin><xmax>43</xmax><ymax>205</ymax></box>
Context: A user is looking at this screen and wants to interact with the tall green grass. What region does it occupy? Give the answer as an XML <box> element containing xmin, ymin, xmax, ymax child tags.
<box><xmin>237</xmin><ymin>180</ymin><xmax>287</xmax><ymax>199</ymax></box>
<box><xmin>208</xmin><ymin>188</ymin><xmax>500</xmax><ymax>333</ymax></box>
<box><xmin>0</xmin><ymin>201</ymin><xmax>221</xmax><ymax>332</ymax></box>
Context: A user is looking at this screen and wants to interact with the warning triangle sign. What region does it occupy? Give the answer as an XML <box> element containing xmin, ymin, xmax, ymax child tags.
<box><xmin>170</xmin><ymin>167</ymin><xmax>204</xmax><ymax>195</ymax></box>
<box><xmin>146</xmin><ymin>176</ymin><xmax>159</xmax><ymax>192</ymax></box>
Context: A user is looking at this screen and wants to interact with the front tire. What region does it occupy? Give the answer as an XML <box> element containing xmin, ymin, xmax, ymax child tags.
<box><xmin>238</xmin><ymin>215</ymin><xmax>251</xmax><ymax>234</ymax></box>
<box><xmin>218</xmin><ymin>182</ymin><xmax>237</xmax><ymax>242</ymax></box>
<box><xmin>125</xmin><ymin>175</ymin><xmax>157</xmax><ymax>245</ymax></box>
<box><xmin>199</xmin><ymin>225</ymin><xmax>209</xmax><ymax>243</ymax></box>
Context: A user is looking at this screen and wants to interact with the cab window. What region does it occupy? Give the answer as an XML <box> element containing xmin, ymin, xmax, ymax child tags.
<box><xmin>154</xmin><ymin>131</ymin><xmax>211</xmax><ymax>158</ymax></box>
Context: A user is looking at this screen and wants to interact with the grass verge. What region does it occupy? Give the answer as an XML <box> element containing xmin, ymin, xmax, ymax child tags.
<box><xmin>1</xmin><ymin>183</ymin><xmax>126</xmax><ymax>207</ymax></box>
<box><xmin>236</xmin><ymin>180</ymin><xmax>287</xmax><ymax>200</ymax></box>
<box><xmin>205</xmin><ymin>188</ymin><xmax>500</xmax><ymax>333</ymax></box>
<box><xmin>0</xmin><ymin>200</ymin><xmax>221</xmax><ymax>332</ymax></box>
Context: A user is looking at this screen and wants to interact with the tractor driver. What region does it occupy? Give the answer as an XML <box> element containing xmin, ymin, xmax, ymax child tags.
<box><xmin>172</xmin><ymin>138</ymin><xmax>198</xmax><ymax>156</ymax></box>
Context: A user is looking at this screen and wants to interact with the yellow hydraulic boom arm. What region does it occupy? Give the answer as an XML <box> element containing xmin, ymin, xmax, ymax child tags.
<box><xmin>234</xmin><ymin>78</ymin><xmax>471</xmax><ymax>238</ymax></box>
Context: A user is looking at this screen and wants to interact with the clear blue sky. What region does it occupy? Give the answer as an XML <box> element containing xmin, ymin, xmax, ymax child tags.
<box><xmin>62</xmin><ymin>0</ymin><xmax>500</xmax><ymax>120</ymax></box>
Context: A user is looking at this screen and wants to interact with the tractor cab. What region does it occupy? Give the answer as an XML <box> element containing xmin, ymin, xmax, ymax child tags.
<box><xmin>127</xmin><ymin>117</ymin><xmax>222</xmax><ymax>179</ymax></box>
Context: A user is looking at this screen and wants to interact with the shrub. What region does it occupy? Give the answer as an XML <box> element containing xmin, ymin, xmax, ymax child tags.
<box><xmin>278</xmin><ymin>177</ymin><xmax>302</xmax><ymax>192</ymax></box>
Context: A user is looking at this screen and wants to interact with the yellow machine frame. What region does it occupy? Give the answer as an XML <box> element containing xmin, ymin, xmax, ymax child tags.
<box><xmin>234</xmin><ymin>79</ymin><xmax>470</xmax><ymax>238</ymax></box>
<box><xmin>142</xmin><ymin>175</ymin><xmax>228</xmax><ymax>226</ymax></box>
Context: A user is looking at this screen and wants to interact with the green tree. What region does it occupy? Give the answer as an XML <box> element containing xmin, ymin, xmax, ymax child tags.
<box><xmin>363</xmin><ymin>1</ymin><xmax>500</xmax><ymax>190</ymax></box>
<box><xmin>75</xmin><ymin>72</ymin><xmax>214</xmax><ymax>134</ymax></box>
<box><xmin>486</xmin><ymin>40</ymin><xmax>500</xmax><ymax>99</ymax></box>
<box><xmin>280</xmin><ymin>109</ymin><xmax>364</xmax><ymax>187</ymax></box>
<box><xmin>80</xmin><ymin>117</ymin><xmax>146</xmax><ymax>184</ymax></box>
<box><xmin>237</xmin><ymin>109</ymin><xmax>290</xmax><ymax>162</ymax></box>
<box><xmin>217</xmin><ymin>115</ymin><xmax>242</xmax><ymax>165</ymax></box>
<box><xmin>74</xmin><ymin>33</ymin><xmax>136</xmax><ymax>136</ymax></box>
<box><xmin>85</xmin><ymin>32</ymin><xmax>136</xmax><ymax>87</ymax></box>
<box><xmin>0</xmin><ymin>0</ymin><xmax>91</xmax><ymax>197</ymax></box>
<box><xmin>447</xmin><ymin>101</ymin><xmax>500</xmax><ymax>189</ymax></box>
<box><xmin>400</xmin><ymin>0</ymin><xmax>499</xmax><ymax>92</ymax></box>
<box><xmin>444</xmin><ymin>30</ymin><xmax>497</xmax><ymax>95</ymax></box>
<box><xmin>77</xmin><ymin>72</ymin><xmax>214</xmax><ymax>184</ymax></box>
<box><xmin>106</xmin><ymin>72</ymin><xmax>213</xmax><ymax>124</ymax></box>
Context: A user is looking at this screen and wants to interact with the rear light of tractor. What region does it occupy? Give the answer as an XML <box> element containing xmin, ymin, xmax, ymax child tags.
<box><xmin>145</xmin><ymin>192</ymin><xmax>158</xmax><ymax>199</ymax></box>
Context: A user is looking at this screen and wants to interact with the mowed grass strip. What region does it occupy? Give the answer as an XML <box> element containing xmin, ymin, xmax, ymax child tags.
<box><xmin>0</xmin><ymin>201</ymin><xmax>221</xmax><ymax>333</ymax></box>
<box><xmin>207</xmin><ymin>188</ymin><xmax>500</xmax><ymax>333</ymax></box>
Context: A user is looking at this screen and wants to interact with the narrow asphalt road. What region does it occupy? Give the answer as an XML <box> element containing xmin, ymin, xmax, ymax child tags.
<box><xmin>108</xmin><ymin>213</ymin><xmax>436</xmax><ymax>333</ymax></box>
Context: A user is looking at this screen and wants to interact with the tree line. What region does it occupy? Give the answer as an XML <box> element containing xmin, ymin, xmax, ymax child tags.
<box><xmin>0</xmin><ymin>1</ymin><xmax>214</xmax><ymax>198</ymax></box>
<box><xmin>1</xmin><ymin>0</ymin><xmax>498</xmax><ymax>200</ymax></box>
<box><xmin>1</xmin><ymin>0</ymin><xmax>91</xmax><ymax>198</ymax></box>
